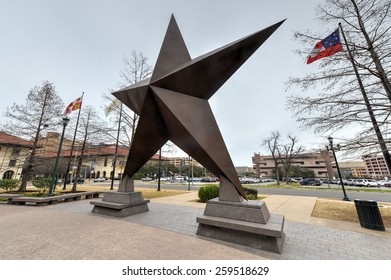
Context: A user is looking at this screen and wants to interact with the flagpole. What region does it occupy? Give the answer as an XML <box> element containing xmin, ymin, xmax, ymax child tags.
<box><xmin>62</xmin><ymin>92</ymin><xmax>84</xmax><ymax>190</ymax></box>
<box><xmin>110</xmin><ymin>102</ymin><xmax>123</xmax><ymax>190</ymax></box>
<box><xmin>338</xmin><ymin>23</ymin><xmax>391</xmax><ymax>175</ymax></box>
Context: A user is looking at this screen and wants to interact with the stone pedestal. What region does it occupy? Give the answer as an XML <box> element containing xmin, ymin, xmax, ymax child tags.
<box><xmin>90</xmin><ymin>177</ymin><xmax>149</xmax><ymax>218</ymax></box>
<box><xmin>196</xmin><ymin>198</ymin><xmax>285</xmax><ymax>254</ymax></box>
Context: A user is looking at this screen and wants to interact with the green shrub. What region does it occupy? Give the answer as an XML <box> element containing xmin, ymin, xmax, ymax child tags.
<box><xmin>243</xmin><ymin>187</ymin><xmax>258</xmax><ymax>200</ymax></box>
<box><xmin>198</xmin><ymin>184</ymin><xmax>219</xmax><ymax>202</ymax></box>
<box><xmin>0</xmin><ymin>179</ymin><xmax>19</xmax><ymax>191</ymax></box>
<box><xmin>31</xmin><ymin>178</ymin><xmax>52</xmax><ymax>193</ymax></box>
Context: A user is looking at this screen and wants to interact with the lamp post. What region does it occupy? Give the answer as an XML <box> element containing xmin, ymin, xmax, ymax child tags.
<box><xmin>188</xmin><ymin>155</ymin><xmax>191</xmax><ymax>191</ymax></box>
<box><xmin>157</xmin><ymin>148</ymin><xmax>162</xmax><ymax>191</ymax></box>
<box><xmin>327</xmin><ymin>136</ymin><xmax>350</xmax><ymax>201</ymax></box>
<box><xmin>48</xmin><ymin>117</ymin><xmax>70</xmax><ymax>196</ymax></box>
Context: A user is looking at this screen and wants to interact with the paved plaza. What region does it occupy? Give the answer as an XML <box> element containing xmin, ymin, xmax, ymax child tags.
<box><xmin>0</xmin><ymin>192</ymin><xmax>390</xmax><ymax>260</ymax></box>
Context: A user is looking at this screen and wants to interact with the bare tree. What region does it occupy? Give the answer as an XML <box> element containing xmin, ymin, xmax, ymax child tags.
<box><xmin>71</xmin><ymin>106</ymin><xmax>111</xmax><ymax>192</ymax></box>
<box><xmin>278</xmin><ymin>135</ymin><xmax>305</xmax><ymax>183</ymax></box>
<box><xmin>262</xmin><ymin>131</ymin><xmax>281</xmax><ymax>185</ymax></box>
<box><xmin>103</xmin><ymin>94</ymin><xmax>136</xmax><ymax>147</ymax></box>
<box><xmin>119</xmin><ymin>50</ymin><xmax>153</xmax><ymax>86</ymax></box>
<box><xmin>104</xmin><ymin>50</ymin><xmax>153</xmax><ymax>146</ymax></box>
<box><xmin>2</xmin><ymin>81</ymin><xmax>64</xmax><ymax>191</ymax></box>
<box><xmin>286</xmin><ymin>0</ymin><xmax>391</xmax><ymax>158</ymax></box>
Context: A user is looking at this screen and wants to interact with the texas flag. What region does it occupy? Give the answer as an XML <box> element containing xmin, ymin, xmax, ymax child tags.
<box><xmin>64</xmin><ymin>97</ymin><xmax>82</xmax><ymax>115</ymax></box>
<box><xmin>306</xmin><ymin>29</ymin><xmax>343</xmax><ymax>64</ymax></box>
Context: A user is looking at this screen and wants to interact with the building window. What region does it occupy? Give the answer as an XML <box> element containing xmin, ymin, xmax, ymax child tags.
<box><xmin>104</xmin><ymin>158</ymin><xmax>108</xmax><ymax>167</ymax></box>
<box><xmin>8</xmin><ymin>160</ymin><xmax>16</xmax><ymax>167</ymax></box>
<box><xmin>3</xmin><ymin>170</ymin><xmax>14</xmax><ymax>179</ymax></box>
<box><xmin>12</xmin><ymin>146</ymin><xmax>21</xmax><ymax>156</ymax></box>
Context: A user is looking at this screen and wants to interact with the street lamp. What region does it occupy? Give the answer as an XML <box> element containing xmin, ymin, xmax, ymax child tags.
<box><xmin>48</xmin><ymin>117</ymin><xmax>70</xmax><ymax>196</ymax></box>
<box><xmin>326</xmin><ymin>136</ymin><xmax>350</xmax><ymax>201</ymax></box>
<box><xmin>188</xmin><ymin>155</ymin><xmax>191</xmax><ymax>191</ymax></box>
<box><xmin>157</xmin><ymin>148</ymin><xmax>162</xmax><ymax>191</ymax></box>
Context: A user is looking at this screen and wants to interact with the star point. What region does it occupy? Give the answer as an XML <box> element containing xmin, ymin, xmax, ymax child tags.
<box><xmin>114</xmin><ymin>15</ymin><xmax>284</xmax><ymax>200</ymax></box>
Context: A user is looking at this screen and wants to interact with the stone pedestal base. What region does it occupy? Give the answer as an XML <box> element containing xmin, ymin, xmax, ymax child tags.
<box><xmin>91</xmin><ymin>192</ymin><xmax>149</xmax><ymax>218</ymax></box>
<box><xmin>196</xmin><ymin>198</ymin><xmax>285</xmax><ymax>253</ymax></box>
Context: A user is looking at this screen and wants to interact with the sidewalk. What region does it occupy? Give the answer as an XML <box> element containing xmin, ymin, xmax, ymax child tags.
<box><xmin>152</xmin><ymin>191</ymin><xmax>391</xmax><ymax>238</ymax></box>
<box><xmin>0</xmin><ymin>191</ymin><xmax>390</xmax><ymax>260</ymax></box>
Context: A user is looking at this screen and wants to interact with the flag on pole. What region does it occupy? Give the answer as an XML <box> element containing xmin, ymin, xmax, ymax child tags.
<box><xmin>64</xmin><ymin>97</ymin><xmax>82</xmax><ymax>115</ymax></box>
<box><xmin>105</xmin><ymin>99</ymin><xmax>122</xmax><ymax>116</ymax></box>
<box><xmin>306</xmin><ymin>29</ymin><xmax>343</xmax><ymax>64</ymax></box>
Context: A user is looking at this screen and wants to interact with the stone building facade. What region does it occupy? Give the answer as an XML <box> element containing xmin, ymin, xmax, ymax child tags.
<box><xmin>0</xmin><ymin>132</ymin><xmax>33</xmax><ymax>180</ymax></box>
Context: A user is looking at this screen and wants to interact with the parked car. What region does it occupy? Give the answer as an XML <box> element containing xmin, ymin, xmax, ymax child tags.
<box><xmin>60</xmin><ymin>178</ymin><xmax>84</xmax><ymax>184</ymax></box>
<box><xmin>141</xmin><ymin>177</ymin><xmax>153</xmax><ymax>181</ymax></box>
<box><xmin>93</xmin><ymin>177</ymin><xmax>106</xmax><ymax>182</ymax></box>
<box><xmin>346</xmin><ymin>179</ymin><xmax>356</xmax><ymax>186</ymax></box>
<box><xmin>240</xmin><ymin>177</ymin><xmax>258</xmax><ymax>184</ymax></box>
<box><xmin>354</xmin><ymin>179</ymin><xmax>365</xmax><ymax>187</ymax></box>
<box><xmin>299</xmin><ymin>178</ymin><xmax>322</xmax><ymax>186</ymax></box>
<box><xmin>355</xmin><ymin>179</ymin><xmax>377</xmax><ymax>187</ymax></box>
<box><xmin>193</xmin><ymin>177</ymin><xmax>202</xmax><ymax>182</ymax></box>
<box><xmin>159</xmin><ymin>177</ymin><xmax>171</xmax><ymax>181</ymax></box>
<box><xmin>377</xmin><ymin>180</ymin><xmax>391</xmax><ymax>187</ymax></box>
<box><xmin>363</xmin><ymin>179</ymin><xmax>378</xmax><ymax>187</ymax></box>
<box><xmin>200</xmin><ymin>177</ymin><xmax>216</xmax><ymax>182</ymax></box>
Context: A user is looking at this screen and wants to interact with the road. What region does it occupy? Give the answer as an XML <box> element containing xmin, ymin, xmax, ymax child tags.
<box><xmin>94</xmin><ymin>180</ymin><xmax>391</xmax><ymax>203</ymax></box>
<box><xmin>253</xmin><ymin>186</ymin><xmax>391</xmax><ymax>203</ymax></box>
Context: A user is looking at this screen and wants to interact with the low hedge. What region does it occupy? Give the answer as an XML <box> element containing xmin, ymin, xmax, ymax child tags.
<box><xmin>198</xmin><ymin>185</ymin><xmax>259</xmax><ymax>202</ymax></box>
<box><xmin>243</xmin><ymin>187</ymin><xmax>258</xmax><ymax>200</ymax></box>
<box><xmin>0</xmin><ymin>179</ymin><xmax>19</xmax><ymax>191</ymax></box>
<box><xmin>198</xmin><ymin>184</ymin><xmax>219</xmax><ymax>202</ymax></box>
<box><xmin>31</xmin><ymin>177</ymin><xmax>52</xmax><ymax>193</ymax></box>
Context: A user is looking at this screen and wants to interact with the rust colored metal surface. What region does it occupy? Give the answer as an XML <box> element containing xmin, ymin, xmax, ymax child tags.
<box><xmin>113</xmin><ymin>15</ymin><xmax>284</xmax><ymax>200</ymax></box>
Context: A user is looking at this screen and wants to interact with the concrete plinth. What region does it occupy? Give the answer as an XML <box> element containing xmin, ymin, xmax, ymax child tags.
<box><xmin>196</xmin><ymin>198</ymin><xmax>285</xmax><ymax>254</ymax></box>
<box><xmin>91</xmin><ymin>191</ymin><xmax>149</xmax><ymax>218</ymax></box>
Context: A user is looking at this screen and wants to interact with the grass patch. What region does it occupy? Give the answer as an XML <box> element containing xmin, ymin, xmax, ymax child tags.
<box><xmin>253</xmin><ymin>183</ymin><xmax>391</xmax><ymax>193</ymax></box>
<box><xmin>2</xmin><ymin>186</ymin><xmax>189</xmax><ymax>200</ymax></box>
<box><xmin>24</xmin><ymin>192</ymin><xmax>50</xmax><ymax>197</ymax></box>
<box><xmin>61</xmin><ymin>186</ymin><xmax>189</xmax><ymax>200</ymax></box>
<box><xmin>137</xmin><ymin>189</ymin><xmax>190</xmax><ymax>199</ymax></box>
<box><xmin>252</xmin><ymin>183</ymin><xmax>301</xmax><ymax>189</ymax></box>
<box><xmin>312</xmin><ymin>199</ymin><xmax>391</xmax><ymax>228</ymax></box>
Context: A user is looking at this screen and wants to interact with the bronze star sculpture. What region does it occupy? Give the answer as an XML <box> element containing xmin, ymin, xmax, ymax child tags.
<box><xmin>113</xmin><ymin>15</ymin><xmax>284</xmax><ymax>201</ymax></box>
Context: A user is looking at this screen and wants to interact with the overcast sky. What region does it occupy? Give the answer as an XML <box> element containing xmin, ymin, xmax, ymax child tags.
<box><xmin>0</xmin><ymin>0</ymin><xmax>338</xmax><ymax>167</ymax></box>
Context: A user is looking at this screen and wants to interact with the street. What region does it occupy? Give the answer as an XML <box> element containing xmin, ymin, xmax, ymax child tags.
<box><xmin>90</xmin><ymin>180</ymin><xmax>391</xmax><ymax>203</ymax></box>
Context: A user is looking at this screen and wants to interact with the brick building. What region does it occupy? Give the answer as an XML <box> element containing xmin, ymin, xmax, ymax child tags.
<box><xmin>339</xmin><ymin>161</ymin><xmax>368</xmax><ymax>178</ymax></box>
<box><xmin>252</xmin><ymin>150</ymin><xmax>336</xmax><ymax>180</ymax></box>
<box><xmin>362</xmin><ymin>154</ymin><xmax>390</xmax><ymax>179</ymax></box>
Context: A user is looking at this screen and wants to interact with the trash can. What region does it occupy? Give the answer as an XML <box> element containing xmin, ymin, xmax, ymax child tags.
<box><xmin>354</xmin><ymin>199</ymin><xmax>385</xmax><ymax>231</ymax></box>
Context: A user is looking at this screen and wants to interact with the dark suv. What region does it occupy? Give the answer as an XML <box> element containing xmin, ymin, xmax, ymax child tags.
<box><xmin>299</xmin><ymin>178</ymin><xmax>322</xmax><ymax>186</ymax></box>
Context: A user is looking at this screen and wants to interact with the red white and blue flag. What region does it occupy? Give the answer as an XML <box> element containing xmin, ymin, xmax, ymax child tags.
<box><xmin>306</xmin><ymin>29</ymin><xmax>343</xmax><ymax>64</ymax></box>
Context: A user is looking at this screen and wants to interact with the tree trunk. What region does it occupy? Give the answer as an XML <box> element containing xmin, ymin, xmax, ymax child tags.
<box><xmin>19</xmin><ymin>90</ymin><xmax>50</xmax><ymax>192</ymax></box>
<box><xmin>275</xmin><ymin>163</ymin><xmax>280</xmax><ymax>185</ymax></box>
<box><xmin>351</xmin><ymin>0</ymin><xmax>391</xmax><ymax>102</ymax></box>
<box><xmin>340</xmin><ymin>22</ymin><xmax>391</xmax><ymax>176</ymax></box>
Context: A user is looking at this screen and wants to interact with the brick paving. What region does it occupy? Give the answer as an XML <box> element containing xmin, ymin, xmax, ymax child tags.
<box><xmin>1</xmin><ymin>194</ymin><xmax>390</xmax><ymax>260</ymax></box>
<box><xmin>122</xmin><ymin>202</ymin><xmax>391</xmax><ymax>260</ymax></box>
